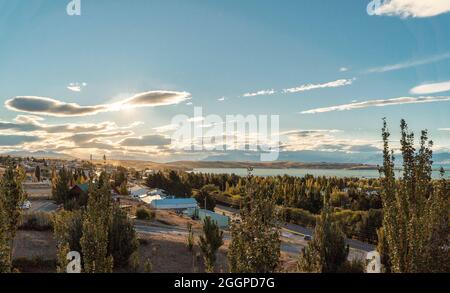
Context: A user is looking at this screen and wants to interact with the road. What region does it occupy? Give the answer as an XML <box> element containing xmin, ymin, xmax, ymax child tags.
<box><xmin>135</xmin><ymin>222</ymin><xmax>366</xmax><ymax>260</ymax></box>
<box><xmin>28</xmin><ymin>199</ymin><xmax>58</xmax><ymax>213</ymax></box>
<box><xmin>215</xmin><ymin>204</ymin><xmax>375</xmax><ymax>253</ymax></box>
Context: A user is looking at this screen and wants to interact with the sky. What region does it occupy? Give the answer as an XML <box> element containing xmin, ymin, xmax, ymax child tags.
<box><xmin>0</xmin><ymin>0</ymin><xmax>449</xmax><ymax>163</ymax></box>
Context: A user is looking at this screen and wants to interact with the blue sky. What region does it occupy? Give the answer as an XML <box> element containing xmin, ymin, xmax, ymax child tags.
<box><xmin>0</xmin><ymin>0</ymin><xmax>449</xmax><ymax>162</ymax></box>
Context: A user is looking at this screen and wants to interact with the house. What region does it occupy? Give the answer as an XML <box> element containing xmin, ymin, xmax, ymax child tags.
<box><xmin>70</xmin><ymin>183</ymin><xmax>89</xmax><ymax>197</ymax></box>
<box><xmin>150</xmin><ymin>198</ymin><xmax>198</xmax><ymax>210</ymax></box>
<box><xmin>130</xmin><ymin>185</ymin><xmax>149</xmax><ymax>199</ymax></box>
<box><xmin>184</xmin><ymin>208</ymin><xmax>230</xmax><ymax>228</ymax></box>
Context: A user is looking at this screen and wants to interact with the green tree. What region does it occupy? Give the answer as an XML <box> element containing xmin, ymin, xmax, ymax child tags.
<box><xmin>52</xmin><ymin>168</ymin><xmax>71</xmax><ymax>205</ymax></box>
<box><xmin>380</xmin><ymin>119</ymin><xmax>449</xmax><ymax>272</ymax></box>
<box><xmin>0</xmin><ymin>166</ymin><xmax>26</xmax><ymax>267</ymax></box>
<box><xmin>108</xmin><ymin>205</ymin><xmax>138</xmax><ymax>268</ymax></box>
<box><xmin>198</xmin><ymin>217</ymin><xmax>223</xmax><ymax>273</ymax></box>
<box><xmin>34</xmin><ymin>165</ymin><xmax>41</xmax><ymax>182</ymax></box>
<box><xmin>80</xmin><ymin>175</ymin><xmax>114</xmax><ymax>273</ymax></box>
<box><xmin>228</xmin><ymin>169</ymin><xmax>280</xmax><ymax>273</ymax></box>
<box><xmin>195</xmin><ymin>185</ymin><xmax>218</xmax><ymax>211</ymax></box>
<box><xmin>0</xmin><ymin>199</ymin><xmax>11</xmax><ymax>273</ymax></box>
<box><xmin>297</xmin><ymin>190</ymin><xmax>349</xmax><ymax>273</ymax></box>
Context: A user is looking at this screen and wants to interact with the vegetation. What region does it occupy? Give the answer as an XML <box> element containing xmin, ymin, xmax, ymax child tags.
<box><xmin>0</xmin><ymin>165</ymin><xmax>26</xmax><ymax>272</ymax></box>
<box><xmin>228</xmin><ymin>170</ymin><xmax>280</xmax><ymax>273</ymax></box>
<box><xmin>194</xmin><ymin>184</ymin><xmax>218</xmax><ymax>211</ymax></box>
<box><xmin>80</xmin><ymin>176</ymin><xmax>114</xmax><ymax>273</ymax></box>
<box><xmin>136</xmin><ymin>207</ymin><xmax>155</xmax><ymax>221</ymax></box>
<box><xmin>297</xmin><ymin>190</ymin><xmax>350</xmax><ymax>273</ymax></box>
<box><xmin>379</xmin><ymin>119</ymin><xmax>449</xmax><ymax>273</ymax></box>
<box><xmin>109</xmin><ymin>205</ymin><xmax>138</xmax><ymax>268</ymax></box>
<box><xmin>198</xmin><ymin>217</ymin><xmax>223</xmax><ymax>273</ymax></box>
<box><xmin>19</xmin><ymin>212</ymin><xmax>53</xmax><ymax>231</ymax></box>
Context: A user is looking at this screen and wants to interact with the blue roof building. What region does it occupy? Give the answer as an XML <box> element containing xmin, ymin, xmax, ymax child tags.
<box><xmin>184</xmin><ymin>208</ymin><xmax>230</xmax><ymax>228</ymax></box>
<box><xmin>150</xmin><ymin>198</ymin><xmax>198</xmax><ymax>210</ymax></box>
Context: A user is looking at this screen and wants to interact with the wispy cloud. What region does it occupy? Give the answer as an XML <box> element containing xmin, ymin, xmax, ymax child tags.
<box><xmin>339</xmin><ymin>67</ymin><xmax>349</xmax><ymax>72</ymax></box>
<box><xmin>243</xmin><ymin>89</ymin><xmax>277</xmax><ymax>98</ymax></box>
<box><xmin>367</xmin><ymin>52</ymin><xmax>450</xmax><ymax>73</ymax></box>
<box><xmin>283</xmin><ymin>79</ymin><xmax>354</xmax><ymax>94</ymax></box>
<box><xmin>243</xmin><ymin>89</ymin><xmax>276</xmax><ymax>97</ymax></box>
<box><xmin>5</xmin><ymin>91</ymin><xmax>191</xmax><ymax>117</ymax></box>
<box><xmin>410</xmin><ymin>80</ymin><xmax>450</xmax><ymax>95</ymax></box>
<box><xmin>67</xmin><ymin>82</ymin><xmax>87</xmax><ymax>92</ymax></box>
<box><xmin>372</xmin><ymin>0</ymin><xmax>450</xmax><ymax>18</ymax></box>
<box><xmin>301</xmin><ymin>96</ymin><xmax>450</xmax><ymax>114</ymax></box>
<box><xmin>218</xmin><ymin>97</ymin><xmax>226</xmax><ymax>102</ymax></box>
<box><xmin>438</xmin><ymin>128</ymin><xmax>450</xmax><ymax>131</ymax></box>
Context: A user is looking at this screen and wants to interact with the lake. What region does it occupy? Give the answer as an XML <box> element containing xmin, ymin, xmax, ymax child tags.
<box><xmin>193</xmin><ymin>168</ymin><xmax>450</xmax><ymax>179</ymax></box>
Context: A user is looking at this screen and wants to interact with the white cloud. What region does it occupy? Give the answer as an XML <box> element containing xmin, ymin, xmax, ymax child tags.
<box><xmin>5</xmin><ymin>91</ymin><xmax>191</xmax><ymax>117</ymax></box>
<box><xmin>410</xmin><ymin>80</ymin><xmax>450</xmax><ymax>95</ymax></box>
<box><xmin>367</xmin><ymin>52</ymin><xmax>450</xmax><ymax>73</ymax></box>
<box><xmin>301</xmin><ymin>96</ymin><xmax>450</xmax><ymax>114</ymax></box>
<box><xmin>218</xmin><ymin>97</ymin><xmax>226</xmax><ymax>102</ymax></box>
<box><xmin>339</xmin><ymin>67</ymin><xmax>349</xmax><ymax>72</ymax></box>
<box><xmin>283</xmin><ymin>79</ymin><xmax>354</xmax><ymax>94</ymax></box>
<box><xmin>372</xmin><ymin>0</ymin><xmax>450</xmax><ymax>18</ymax></box>
<box><xmin>67</xmin><ymin>82</ymin><xmax>87</xmax><ymax>92</ymax></box>
<box><xmin>438</xmin><ymin>128</ymin><xmax>450</xmax><ymax>131</ymax></box>
<box><xmin>243</xmin><ymin>89</ymin><xmax>276</xmax><ymax>97</ymax></box>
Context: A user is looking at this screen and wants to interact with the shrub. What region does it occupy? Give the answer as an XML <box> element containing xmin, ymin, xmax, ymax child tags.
<box><xmin>136</xmin><ymin>208</ymin><xmax>155</xmax><ymax>221</ymax></box>
<box><xmin>19</xmin><ymin>212</ymin><xmax>53</xmax><ymax>231</ymax></box>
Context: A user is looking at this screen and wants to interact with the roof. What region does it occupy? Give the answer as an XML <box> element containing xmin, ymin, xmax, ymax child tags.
<box><xmin>151</xmin><ymin>198</ymin><xmax>198</xmax><ymax>210</ymax></box>
<box><xmin>72</xmin><ymin>183</ymin><xmax>89</xmax><ymax>193</ymax></box>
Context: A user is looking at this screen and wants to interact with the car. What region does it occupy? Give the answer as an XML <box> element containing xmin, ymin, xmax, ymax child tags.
<box><xmin>21</xmin><ymin>200</ymin><xmax>32</xmax><ymax>210</ymax></box>
<box><xmin>304</xmin><ymin>235</ymin><xmax>312</xmax><ymax>241</ymax></box>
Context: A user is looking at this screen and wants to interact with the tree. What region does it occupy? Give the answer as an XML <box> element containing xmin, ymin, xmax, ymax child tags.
<box><xmin>53</xmin><ymin>210</ymin><xmax>83</xmax><ymax>273</ymax></box>
<box><xmin>80</xmin><ymin>175</ymin><xmax>114</xmax><ymax>273</ymax></box>
<box><xmin>0</xmin><ymin>166</ymin><xmax>26</xmax><ymax>266</ymax></box>
<box><xmin>376</xmin><ymin>227</ymin><xmax>391</xmax><ymax>273</ymax></box>
<box><xmin>35</xmin><ymin>165</ymin><xmax>41</xmax><ymax>182</ymax></box>
<box><xmin>195</xmin><ymin>185</ymin><xmax>218</xmax><ymax>211</ymax></box>
<box><xmin>0</xmin><ymin>199</ymin><xmax>11</xmax><ymax>273</ymax></box>
<box><xmin>108</xmin><ymin>205</ymin><xmax>138</xmax><ymax>268</ymax></box>
<box><xmin>228</xmin><ymin>169</ymin><xmax>280</xmax><ymax>273</ymax></box>
<box><xmin>379</xmin><ymin>119</ymin><xmax>449</xmax><ymax>272</ymax></box>
<box><xmin>52</xmin><ymin>167</ymin><xmax>71</xmax><ymax>205</ymax></box>
<box><xmin>297</xmin><ymin>190</ymin><xmax>349</xmax><ymax>273</ymax></box>
<box><xmin>186</xmin><ymin>222</ymin><xmax>195</xmax><ymax>252</ymax></box>
<box><xmin>198</xmin><ymin>217</ymin><xmax>223</xmax><ymax>273</ymax></box>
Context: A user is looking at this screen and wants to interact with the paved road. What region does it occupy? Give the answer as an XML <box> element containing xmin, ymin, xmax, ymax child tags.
<box><xmin>135</xmin><ymin>222</ymin><xmax>366</xmax><ymax>260</ymax></box>
<box><xmin>216</xmin><ymin>204</ymin><xmax>375</xmax><ymax>253</ymax></box>
<box><xmin>28</xmin><ymin>199</ymin><xmax>58</xmax><ymax>213</ymax></box>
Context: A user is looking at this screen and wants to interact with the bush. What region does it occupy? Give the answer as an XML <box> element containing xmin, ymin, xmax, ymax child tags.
<box><xmin>282</xmin><ymin>207</ymin><xmax>317</xmax><ymax>228</ymax></box>
<box><xmin>19</xmin><ymin>212</ymin><xmax>53</xmax><ymax>231</ymax></box>
<box><xmin>136</xmin><ymin>208</ymin><xmax>155</xmax><ymax>221</ymax></box>
<box><xmin>13</xmin><ymin>257</ymin><xmax>56</xmax><ymax>272</ymax></box>
<box><xmin>109</xmin><ymin>206</ymin><xmax>138</xmax><ymax>268</ymax></box>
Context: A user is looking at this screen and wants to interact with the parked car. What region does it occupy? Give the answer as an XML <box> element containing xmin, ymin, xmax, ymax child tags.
<box><xmin>304</xmin><ymin>235</ymin><xmax>312</xmax><ymax>241</ymax></box>
<box><xmin>21</xmin><ymin>200</ymin><xmax>32</xmax><ymax>210</ymax></box>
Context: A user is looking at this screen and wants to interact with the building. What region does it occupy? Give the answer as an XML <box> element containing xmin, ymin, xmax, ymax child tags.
<box><xmin>70</xmin><ymin>183</ymin><xmax>89</xmax><ymax>197</ymax></box>
<box><xmin>150</xmin><ymin>198</ymin><xmax>198</xmax><ymax>210</ymax></box>
<box><xmin>130</xmin><ymin>185</ymin><xmax>149</xmax><ymax>198</ymax></box>
<box><xmin>184</xmin><ymin>208</ymin><xmax>230</xmax><ymax>228</ymax></box>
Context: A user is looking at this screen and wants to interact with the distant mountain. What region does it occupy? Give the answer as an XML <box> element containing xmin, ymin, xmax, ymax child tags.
<box><xmin>2</xmin><ymin>150</ymin><xmax>75</xmax><ymax>160</ymax></box>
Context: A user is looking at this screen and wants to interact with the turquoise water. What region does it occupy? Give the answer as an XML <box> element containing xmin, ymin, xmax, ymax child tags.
<box><xmin>193</xmin><ymin>168</ymin><xmax>449</xmax><ymax>179</ymax></box>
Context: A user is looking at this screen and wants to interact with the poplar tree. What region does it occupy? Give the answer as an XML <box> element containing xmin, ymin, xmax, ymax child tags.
<box><xmin>198</xmin><ymin>217</ymin><xmax>223</xmax><ymax>272</ymax></box>
<box><xmin>379</xmin><ymin>119</ymin><xmax>449</xmax><ymax>273</ymax></box>
<box><xmin>228</xmin><ymin>168</ymin><xmax>280</xmax><ymax>273</ymax></box>
<box><xmin>297</xmin><ymin>189</ymin><xmax>349</xmax><ymax>273</ymax></box>
<box><xmin>0</xmin><ymin>166</ymin><xmax>26</xmax><ymax>268</ymax></box>
<box><xmin>80</xmin><ymin>174</ymin><xmax>113</xmax><ymax>273</ymax></box>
